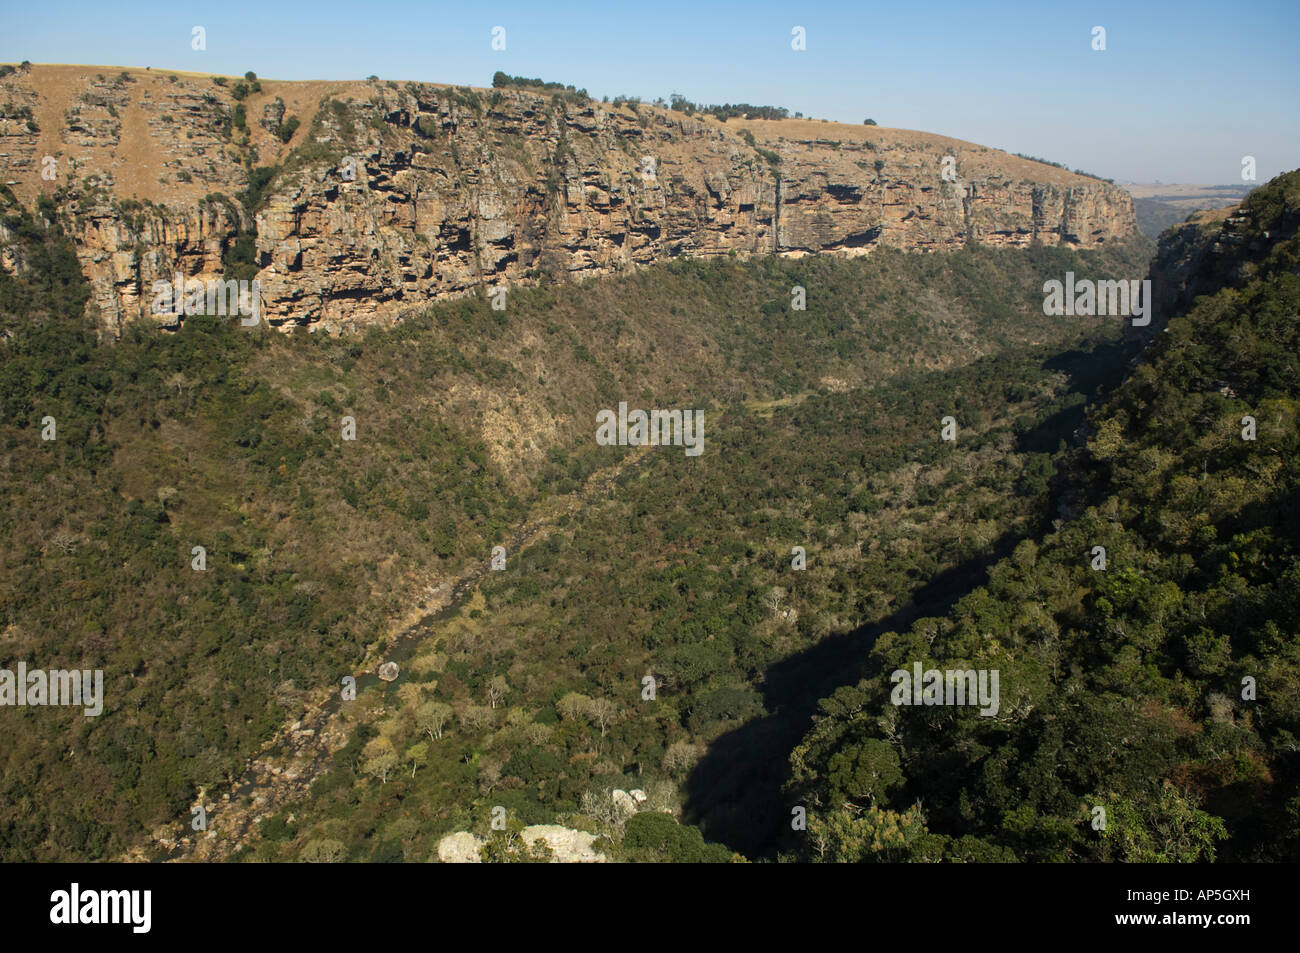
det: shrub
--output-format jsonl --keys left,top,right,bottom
{"left": 491, "top": 71, "right": 589, "bottom": 104}
{"left": 621, "top": 813, "right": 732, "bottom": 862}
{"left": 300, "top": 839, "right": 346, "bottom": 863}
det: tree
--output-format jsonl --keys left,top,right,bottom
{"left": 826, "top": 738, "right": 902, "bottom": 804}
{"left": 620, "top": 812, "right": 732, "bottom": 863}
{"left": 416, "top": 700, "right": 452, "bottom": 740}
{"left": 764, "top": 586, "right": 786, "bottom": 617}
{"left": 807, "top": 803, "right": 942, "bottom": 862}
{"left": 556, "top": 692, "right": 593, "bottom": 722}
{"left": 589, "top": 697, "right": 619, "bottom": 736}
{"left": 405, "top": 741, "right": 429, "bottom": 778}
{"left": 299, "top": 838, "right": 346, "bottom": 862}
{"left": 460, "top": 704, "right": 493, "bottom": 732}
{"left": 662, "top": 740, "right": 700, "bottom": 775}
{"left": 1097, "top": 784, "right": 1229, "bottom": 862}
{"left": 524, "top": 722, "right": 552, "bottom": 745}
{"left": 361, "top": 737, "right": 398, "bottom": 784}
{"left": 486, "top": 675, "right": 510, "bottom": 709}
{"left": 579, "top": 788, "right": 622, "bottom": 829}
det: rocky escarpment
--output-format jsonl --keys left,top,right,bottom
{"left": 1, "top": 65, "right": 1139, "bottom": 335}
{"left": 1149, "top": 197, "right": 1300, "bottom": 323}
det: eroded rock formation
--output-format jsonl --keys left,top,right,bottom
{"left": 1, "top": 65, "right": 1138, "bottom": 335}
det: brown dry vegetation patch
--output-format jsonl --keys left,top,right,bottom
{"left": 5, "top": 64, "right": 1110, "bottom": 215}
{"left": 5, "top": 66, "right": 376, "bottom": 207}
{"left": 733, "top": 116, "right": 1097, "bottom": 185}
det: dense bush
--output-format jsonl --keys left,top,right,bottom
{"left": 786, "top": 171, "right": 1300, "bottom": 863}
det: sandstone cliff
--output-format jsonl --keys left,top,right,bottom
{"left": 1, "top": 65, "right": 1139, "bottom": 335}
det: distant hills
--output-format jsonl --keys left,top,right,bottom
{"left": 1122, "top": 183, "right": 1255, "bottom": 238}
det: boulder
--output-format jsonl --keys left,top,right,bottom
{"left": 436, "top": 831, "right": 483, "bottom": 863}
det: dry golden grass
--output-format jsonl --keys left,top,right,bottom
{"left": 5, "top": 63, "right": 1114, "bottom": 213}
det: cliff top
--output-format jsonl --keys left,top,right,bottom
{"left": 3, "top": 63, "right": 1110, "bottom": 208}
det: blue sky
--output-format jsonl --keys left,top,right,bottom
{"left": 3, "top": 0, "right": 1297, "bottom": 183}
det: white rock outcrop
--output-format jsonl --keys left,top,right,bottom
{"left": 435, "top": 825, "right": 607, "bottom": 863}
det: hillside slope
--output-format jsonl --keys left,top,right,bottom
{"left": 0, "top": 170, "right": 1153, "bottom": 859}
{"left": 785, "top": 170, "right": 1300, "bottom": 862}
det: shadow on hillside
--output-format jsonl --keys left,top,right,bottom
{"left": 682, "top": 335, "right": 1143, "bottom": 858}
{"left": 682, "top": 527, "right": 1022, "bottom": 859}
{"left": 1015, "top": 339, "right": 1137, "bottom": 454}
{"left": 1040, "top": 337, "right": 1136, "bottom": 399}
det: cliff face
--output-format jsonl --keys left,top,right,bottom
{"left": 1148, "top": 197, "right": 1299, "bottom": 323}
{"left": 1, "top": 65, "right": 1139, "bottom": 335}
